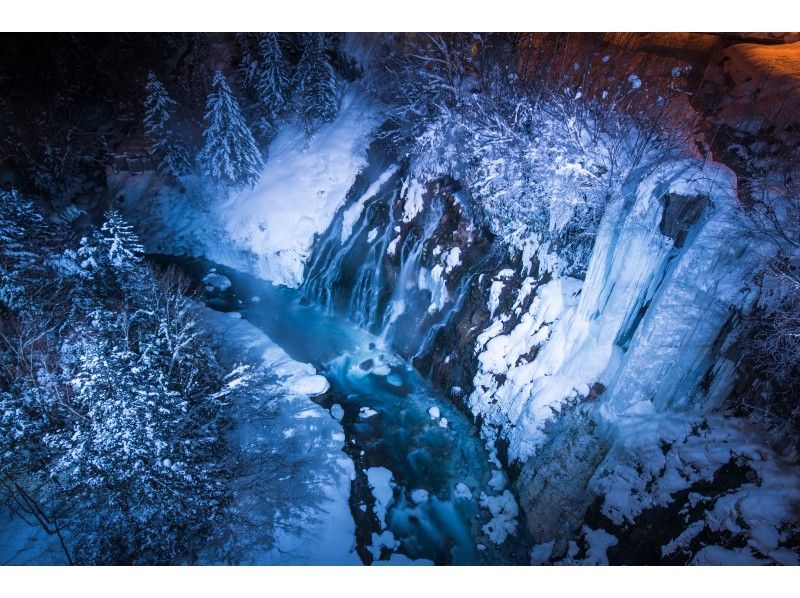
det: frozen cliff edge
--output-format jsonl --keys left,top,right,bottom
{"left": 467, "top": 157, "right": 799, "bottom": 563}
{"left": 469, "top": 159, "right": 763, "bottom": 458}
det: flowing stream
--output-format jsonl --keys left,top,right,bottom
{"left": 152, "top": 255, "right": 528, "bottom": 565}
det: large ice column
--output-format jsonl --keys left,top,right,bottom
{"left": 598, "top": 160, "right": 763, "bottom": 417}
{"left": 469, "top": 158, "right": 762, "bottom": 463}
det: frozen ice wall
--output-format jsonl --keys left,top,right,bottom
{"left": 469, "top": 158, "right": 765, "bottom": 461}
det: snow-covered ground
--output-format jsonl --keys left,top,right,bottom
{"left": 590, "top": 404, "right": 800, "bottom": 565}
{"left": 201, "top": 308, "right": 359, "bottom": 565}
{"left": 0, "top": 508, "right": 68, "bottom": 565}
{"left": 115, "top": 89, "right": 381, "bottom": 287}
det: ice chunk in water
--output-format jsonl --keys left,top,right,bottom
{"left": 387, "top": 373, "right": 403, "bottom": 386}
{"left": 410, "top": 489, "right": 430, "bottom": 504}
{"left": 359, "top": 406, "right": 378, "bottom": 419}
{"left": 454, "top": 483, "right": 472, "bottom": 499}
{"left": 202, "top": 272, "right": 231, "bottom": 290}
{"left": 330, "top": 403, "right": 344, "bottom": 421}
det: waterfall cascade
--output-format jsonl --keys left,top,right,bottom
{"left": 297, "top": 148, "right": 800, "bottom": 563}
{"left": 302, "top": 162, "right": 487, "bottom": 365}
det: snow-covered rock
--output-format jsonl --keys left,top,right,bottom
{"left": 359, "top": 406, "right": 378, "bottom": 419}
{"left": 202, "top": 272, "right": 231, "bottom": 290}
{"left": 330, "top": 403, "right": 344, "bottom": 421}
{"left": 366, "top": 467, "right": 394, "bottom": 529}
{"left": 480, "top": 490, "right": 519, "bottom": 545}
{"left": 410, "top": 489, "right": 429, "bottom": 504}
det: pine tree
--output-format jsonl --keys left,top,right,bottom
{"left": 66, "top": 211, "right": 149, "bottom": 316}
{"left": 143, "top": 72, "right": 191, "bottom": 179}
{"left": 294, "top": 33, "right": 339, "bottom": 134}
{"left": 198, "top": 71, "right": 264, "bottom": 190}
{"left": 253, "top": 33, "right": 290, "bottom": 139}
{"left": 100, "top": 210, "right": 145, "bottom": 270}
{"left": 236, "top": 33, "right": 261, "bottom": 93}
{"left": 0, "top": 190, "right": 50, "bottom": 312}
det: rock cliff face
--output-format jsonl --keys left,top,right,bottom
{"left": 298, "top": 146, "right": 799, "bottom": 562}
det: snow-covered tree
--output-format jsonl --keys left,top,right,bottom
{"left": 143, "top": 72, "right": 191, "bottom": 179}
{"left": 198, "top": 71, "right": 264, "bottom": 190}
{"left": 44, "top": 289, "right": 238, "bottom": 564}
{"left": 65, "top": 211, "right": 149, "bottom": 315}
{"left": 294, "top": 33, "right": 339, "bottom": 134}
{"left": 236, "top": 33, "right": 261, "bottom": 94}
{"left": 253, "top": 33, "right": 290, "bottom": 138}
{"left": 0, "top": 190, "right": 46, "bottom": 311}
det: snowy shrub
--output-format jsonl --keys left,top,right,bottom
{"left": 735, "top": 258, "right": 800, "bottom": 453}
{"left": 0, "top": 199, "right": 290, "bottom": 564}
{"left": 376, "top": 33, "right": 697, "bottom": 276}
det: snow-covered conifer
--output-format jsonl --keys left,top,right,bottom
{"left": 198, "top": 71, "right": 264, "bottom": 189}
{"left": 294, "top": 33, "right": 339, "bottom": 134}
{"left": 0, "top": 190, "right": 51, "bottom": 312}
{"left": 253, "top": 33, "right": 290, "bottom": 138}
{"left": 143, "top": 72, "right": 191, "bottom": 179}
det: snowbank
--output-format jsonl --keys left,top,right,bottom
{"left": 201, "top": 308, "right": 359, "bottom": 565}
{"left": 116, "top": 89, "right": 381, "bottom": 288}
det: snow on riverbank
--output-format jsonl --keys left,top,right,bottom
{"left": 201, "top": 308, "right": 359, "bottom": 565}
{"left": 115, "top": 89, "right": 381, "bottom": 288}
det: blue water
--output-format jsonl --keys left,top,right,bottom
{"left": 154, "top": 255, "right": 525, "bottom": 565}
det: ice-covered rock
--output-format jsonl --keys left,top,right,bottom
{"left": 330, "top": 403, "right": 344, "bottom": 421}
{"left": 202, "top": 272, "right": 232, "bottom": 290}
{"left": 359, "top": 406, "right": 378, "bottom": 419}
{"left": 410, "top": 489, "right": 429, "bottom": 504}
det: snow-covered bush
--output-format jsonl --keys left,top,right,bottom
{"left": 0, "top": 197, "right": 292, "bottom": 564}
{"left": 735, "top": 258, "right": 800, "bottom": 453}
{"left": 377, "top": 33, "right": 697, "bottom": 276}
